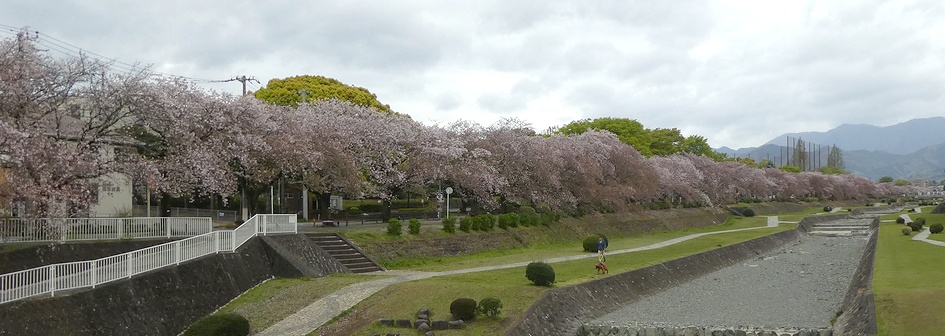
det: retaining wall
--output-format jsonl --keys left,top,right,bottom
{"left": 0, "top": 236, "right": 339, "bottom": 336}
{"left": 797, "top": 214, "right": 852, "bottom": 233}
{"left": 504, "top": 228, "right": 806, "bottom": 336}
{"left": 831, "top": 218, "right": 879, "bottom": 336}
{"left": 260, "top": 235, "right": 348, "bottom": 277}
{"left": 0, "top": 239, "right": 174, "bottom": 274}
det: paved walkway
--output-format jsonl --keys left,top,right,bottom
{"left": 258, "top": 217, "right": 782, "bottom": 336}
{"left": 899, "top": 213, "right": 945, "bottom": 247}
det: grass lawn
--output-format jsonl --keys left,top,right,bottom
{"left": 775, "top": 206, "right": 850, "bottom": 222}
{"left": 314, "top": 225, "right": 791, "bottom": 336}
{"left": 374, "top": 215, "right": 773, "bottom": 271}
{"left": 210, "top": 274, "right": 389, "bottom": 334}
{"left": 873, "top": 213, "right": 945, "bottom": 336}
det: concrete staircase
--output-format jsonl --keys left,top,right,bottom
{"left": 808, "top": 218, "right": 872, "bottom": 237}
{"left": 304, "top": 233, "right": 384, "bottom": 273}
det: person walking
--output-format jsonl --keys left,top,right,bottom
{"left": 597, "top": 235, "right": 608, "bottom": 263}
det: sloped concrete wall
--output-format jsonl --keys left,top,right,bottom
{"left": 504, "top": 228, "right": 805, "bottom": 336}
{"left": 260, "top": 234, "right": 348, "bottom": 277}
{"left": 832, "top": 217, "right": 879, "bottom": 336}
{"left": 0, "top": 239, "right": 173, "bottom": 274}
{"left": 0, "top": 236, "right": 327, "bottom": 336}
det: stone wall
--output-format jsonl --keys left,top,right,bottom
{"left": 0, "top": 239, "right": 173, "bottom": 274}
{"left": 260, "top": 235, "right": 348, "bottom": 277}
{"left": 577, "top": 325, "right": 832, "bottom": 336}
{"left": 797, "top": 213, "right": 852, "bottom": 232}
{"left": 0, "top": 236, "right": 329, "bottom": 336}
{"left": 503, "top": 228, "right": 805, "bottom": 336}
{"left": 831, "top": 217, "right": 880, "bottom": 336}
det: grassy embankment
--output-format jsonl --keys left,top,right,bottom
{"left": 873, "top": 208, "right": 945, "bottom": 336}
{"left": 314, "top": 217, "right": 791, "bottom": 335}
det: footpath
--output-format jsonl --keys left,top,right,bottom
{"left": 901, "top": 209, "right": 945, "bottom": 247}
{"left": 257, "top": 216, "right": 782, "bottom": 336}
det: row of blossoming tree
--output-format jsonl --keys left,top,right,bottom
{"left": 0, "top": 32, "right": 919, "bottom": 218}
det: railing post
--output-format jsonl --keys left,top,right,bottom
{"left": 127, "top": 254, "right": 133, "bottom": 278}
{"left": 117, "top": 218, "right": 124, "bottom": 239}
{"left": 91, "top": 262, "right": 97, "bottom": 288}
{"left": 49, "top": 266, "right": 56, "bottom": 297}
{"left": 175, "top": 240, "right": 182, "bottom": 265}
{"left": 262, "top": 215, "right": 267, "bottom": 236}
{"left": 166, "top": 219, "right": 172, "bottom": 238}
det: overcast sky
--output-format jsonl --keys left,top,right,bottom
{"left": 3, "top": 0, "right": 944, "bottom": 149}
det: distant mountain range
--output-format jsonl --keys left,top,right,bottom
{"left": 715, "top": 117, "right": 945, "bottom": 181}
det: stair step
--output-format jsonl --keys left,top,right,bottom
{"left": 306, "top": 233, "right": 385, "bottom": 273}
{"left": 812, "top": 226, "right": 871, "bottom": 231}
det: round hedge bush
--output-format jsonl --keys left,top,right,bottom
{"left": 386, "top": 218, "right": 402, "bottom": 236}
{"left": 823, "top": 206, "right": 833, "bottom": 212}
{"left": 930, "top": 223, "right": 944, "bottom": 234}
{"left": 526, "top": 261, "right": 556, "bottom": 286}
{"left": 183, "top": 313, "right": 250, "bottom": 336}
{"left": 914, "top": 217, "right": 927, "bottom": 226}
{"left": 442, "top": 216, "right": 456, "bottom": 233}
{"left": 896, "top": 217, "right": 905, "bottom": 224}
{"left": 582, "top": 234, "right": 608, "bottom": 253}
{"left": 478, "top": 297, "right": 503, "bottom": 318}
{"left": 450, "top": 298, "right": 478, "bottom": 320}
{"left": 902, "top": 226, "right": 912, "bottom": 235}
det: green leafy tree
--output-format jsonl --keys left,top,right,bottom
{"left": 254, "top": 75, "right": 397, "bottom": 114}
{"left": 556, "top": 118, "right": 723, "bottom": 159}
{"left": 893, "top": 179, "right": 911, "bottom": 186}
{"left": 558, "top": 118, "right": 653, "bottom": 156}
{"left": 879, "top": 176, "right": 894, "bottom": 183}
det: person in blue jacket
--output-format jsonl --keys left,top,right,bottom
{"left": 597, "top": 235, "right": 608, "bottom": 263}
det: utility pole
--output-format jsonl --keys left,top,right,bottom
{"left": 218, "top": 75, "right": 259, "bottom": 220}
{"left": 298, "top": 89, "right": 311, "bottom": 104}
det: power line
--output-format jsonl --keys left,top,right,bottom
{"left": 0, "top": 23, "right": 233, "bottom": 85}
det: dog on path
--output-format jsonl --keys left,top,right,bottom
{"left": 596, "top": 261, "right": 609, "bottom": 274}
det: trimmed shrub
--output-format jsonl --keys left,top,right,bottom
{"left": 450, "top": 298, "right": 478, "bottom": 321}
{"left": 459, "top": 217, "right": 472, "bottom": 233}
{"left": 498, "top": 213, "right": 519, "bottom": 229}
{"left": 442, "top": 216, "right": 456, "bottom": 233}
{"left": 583, "top": 236, "right": 598, "bottom": 253}
{"left": 930, "top": 223, "right": 944, "bottom": 234}
{"left": 386, "top": 219, "right": 402, "bottom": 236}
{"left": 823, "top": 206, "right": 833, "bottom": 212}
{"left": 902, "top": 226, "right": 912, "bottom": 235}
{"left": 525, "top": 261, "right": 556, "bottom": 286}
{"left": 475, "top": 214, "right": 496, "bottom": 231}
{"left": 896, "top": 217, "right": 906, "bottom": 224}
{"left": 582, "top": 234, "right": 608, "bottom": 253}
{"left": 183, "top": 313, "right": 250, "bottom": 336}
{"left": 908, "top": 221, "right": 923, "bottom": 233}
{"left": 742, "top": 208, "right": 756, "bottom": 217}
{"left": 519, "top": 206, "right": 538, "bottom": 226}
{"left": 914, "top": 217, "right": 927, "bottom": 226}
{"left": 478, "top": 297, "right": 503, "bottom": 318}
{"left": 408, "top": 218, "right": 421, "bottom": 235}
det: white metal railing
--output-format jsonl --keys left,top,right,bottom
{"left": 0, "top": 214, "right": 297, "bottom": 305}
{"left": 0, "top": 217, "right": 213, "bottom": 244}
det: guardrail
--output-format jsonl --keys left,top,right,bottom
{"left": 0, "top": 214, "right": 296, "bottom": 305}
{"left": 0, "top": 217, "right": 212, "bottom": 244}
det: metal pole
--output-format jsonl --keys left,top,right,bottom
{"left": 270, "top": 185, "right": 275, "bottom": 214}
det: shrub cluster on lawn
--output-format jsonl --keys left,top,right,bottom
{"left": 477, "top": 297, "right": 503, "bottom": 318}
{"left": 896, "top": 217, "right": 906, "bottom": 224}
{"left": 441, "top": 216, "right": 456, "bottom": 233}
{"left": 408, "top": 218, "right": 421, "bottom": 235}
{"left": 930, "top": 223, "right": 944, "bottom": 234}
{"left": 182, "top": 313, "right": 249, "bottom": 336}
{"left": 902, "top": 226, "right": 912, "bottom": 235}
{"left": 387, "top": 218, "right": 402, "bottom": 236}
{"left": 450, "top": 298, "right": 477, "bottom": 320}
{"left": 446, "top": 206, "right": 552, "bottom": 234}
{"left": 582, "top": 234, "right": 608, "bottom": 253}
{"left": 823, "top": 206, "right": 833, "bottom": 212}
{"left": 525, "top": 261, "right": 556, "bottom": 286}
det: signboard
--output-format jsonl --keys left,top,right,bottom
{"left": 329, "top": 195, "right": 343, "bottom": 210}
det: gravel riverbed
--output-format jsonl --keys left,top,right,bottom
{"left": 589, "top": 230, "right": 869, "bottom": 330}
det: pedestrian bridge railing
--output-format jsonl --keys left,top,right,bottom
{"left": 0, "top": 217, "right": 213, "bottom": 244}
{"left": 0, "top": 214, "right": 297, "bottom": 305}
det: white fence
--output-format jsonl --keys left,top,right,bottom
{"left": 0, "top": 214, "right": 296, "bottom": 305}
{"left": 0, "top": 217, "right": 212, "bottom": 244}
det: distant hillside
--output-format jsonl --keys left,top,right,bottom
{"left": 715, "top": 117, "right": 945, "bottom": 181}
{"left": 761, "top": 117, "right": 945, "bottom": 155}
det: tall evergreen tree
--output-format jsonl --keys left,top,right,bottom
{"left": 826, "top": 145, "right": 845, "bottom": 170}
{"left": 789, "top": 138, "right": 808, "bottom": 170}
